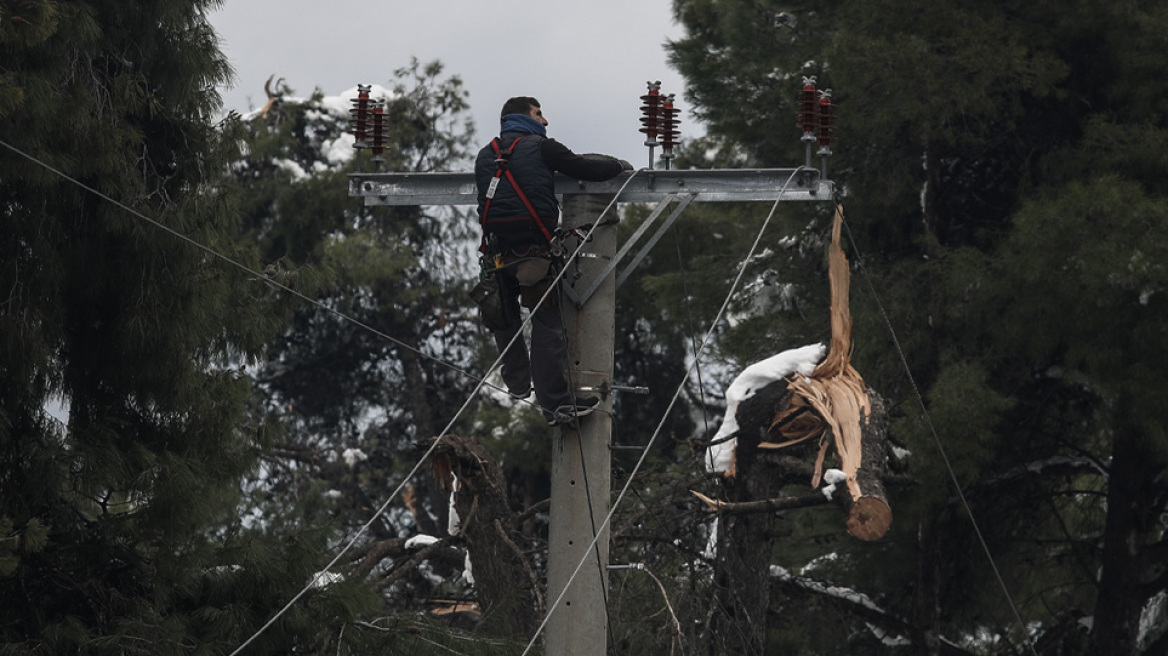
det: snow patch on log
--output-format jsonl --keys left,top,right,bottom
{"left": 771, "top": 565, "right": 910, "bottom": 646}
{"left": 821, "top": 468, "right": 847, "bottom": 499}
{"left": 704, "top": 343, "right": 826, "bottom": 476}
{"left": 405, "top": 534, "right": 440, "bottom": 550}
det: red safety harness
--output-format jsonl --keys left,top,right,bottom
{"left": 480, "top": 136, "right": 554, "bottom": 251}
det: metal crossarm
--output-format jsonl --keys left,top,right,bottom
{"left": 348, "top": 168, "right": 829, "bottom": 206}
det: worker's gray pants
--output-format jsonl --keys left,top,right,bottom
{"left": 491, "top": 258, "right": 573, "bottom": 412}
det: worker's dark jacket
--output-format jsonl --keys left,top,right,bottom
{"left": 475, "top": 131, "right": 624, "bottom": 252}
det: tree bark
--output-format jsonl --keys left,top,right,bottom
{"left": 707, "top": 381, "right": 794, "bottom": 656}
{"left": 429, "top": 434, "right": 540, "bottom": 639}
{"left": 913, "top": 515, "right": 944, "bottom": 656}
{"left": 1090, "top": 420, "right": 1167, "bottom": 654}
{"left": 401, "top": 350, "right": 450, "bottom": 539}
{"left": 844, "top": 392, "right": 892, "bottom": 540}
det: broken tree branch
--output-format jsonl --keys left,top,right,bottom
{"left": 782, "top": 205, "right": 892, "bottom": 540}
{"left": 690, "top": 488, "right": 831, "bottom": 515}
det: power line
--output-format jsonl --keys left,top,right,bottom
{"left": 227, "top": 170, "right": 646, "bottom": 655}
{"left": 0, "top": 137, "right": 531, "bottom": 408}
{"left": 837, "top": 209, "right": 1038, "bottom": 656}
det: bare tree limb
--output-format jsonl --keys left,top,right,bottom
{"left": 690, "top": 489, "right": 830, "bottom": 515}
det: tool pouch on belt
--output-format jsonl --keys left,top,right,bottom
{"left": 517, "top": 258, "right": 556, "bottom": 310}
{"left": 469, "top": 274, "right": 509, "bottom": 330}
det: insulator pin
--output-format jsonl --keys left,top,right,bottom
{"left": 799, "top": 75, "right": 818, "bottom": 136}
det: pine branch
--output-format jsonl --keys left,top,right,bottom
{"left": 772, "top": 570, "right": 976, "bottom": 656}
{"left": 374, "top": 540, "right": 452, "bottom": 591}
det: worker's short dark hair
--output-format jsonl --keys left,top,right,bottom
{"left": 501, "top": 96, "right": 540, "bottom": 119}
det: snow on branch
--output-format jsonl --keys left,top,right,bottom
{"left": 704, "top": 343, "right": 825, "bottom": 476}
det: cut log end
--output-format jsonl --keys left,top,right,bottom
{"left": 845, "top": 496, "right": 892, "bottom": 541}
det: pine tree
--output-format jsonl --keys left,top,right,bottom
{"left": 223, "top": 60, "right": 545, "bottom": 638}
{"left": 666, "top": 0, "right": 1168, "bottom": 652}
{"left": 0, "top": 2, "right": 369, "bottom": 653}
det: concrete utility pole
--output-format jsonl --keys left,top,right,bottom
{"left": 348, "top": 166, "right": 832, "bottom": 655}
{"left": 546, "top": 193, "right": 616, "bottom": 655}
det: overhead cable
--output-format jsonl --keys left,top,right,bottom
{"left": 228, "top": 169, "right": 645, "bottom": 656}
{"left": 838, "top": 209, "right": 1038, "bottom": 656}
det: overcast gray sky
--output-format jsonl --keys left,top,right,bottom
{"left": 208, "top": 0, "right": 700, "bottom": 167}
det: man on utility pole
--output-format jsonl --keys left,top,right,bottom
{"left": 472, "top": 96, "right": 632, "bottom": 426}
{"left": 349, "top": 82, "right": 833, "bottom": 655}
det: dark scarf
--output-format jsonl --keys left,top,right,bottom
{"left": 499, "top": 113, "right": 547, "bottom": 137}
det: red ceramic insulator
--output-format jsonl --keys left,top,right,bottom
{"left": 817, "top": 90, "right": 835, "bottom": 148}
{"left": 640, "top": 81, "right": 662, "bottom": 144}
{"left": 349, "top": 85, "right": 372, "bottom": 146}
{"left": 659, "top": 94, "right": 681, "bottom": 149}
{"left": 369, "top": 103, "right": 388, "bottom": 156}
{"left": 799, "top": 76, "right": 818, "bottom": 134}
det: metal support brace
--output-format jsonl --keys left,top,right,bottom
{"left": 615, "top": 193, "right": 695, "bottom": 290}
{"left": 563, "top": 192, "right": 694, "bottom": 307}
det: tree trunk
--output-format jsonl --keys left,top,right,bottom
{"left": 708, "top": 381, "right": 794, "bottom": 656}
{"left": 913, "top": 515, "right": 944, "bottom": 656}
{"left": 400, "top": 350, "right": 450, "bottom": 538}
{"left": 430, "top": 434, "right": 540, "bottom": 639}
{"left": 705, "top": 205, "right": 894, "bottom": 652}
{"left": 1090, "top": 419, "right": 1167, "bottom": 654}
{"left": 843, "top": 391, "right": 892, "bottom": 541}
